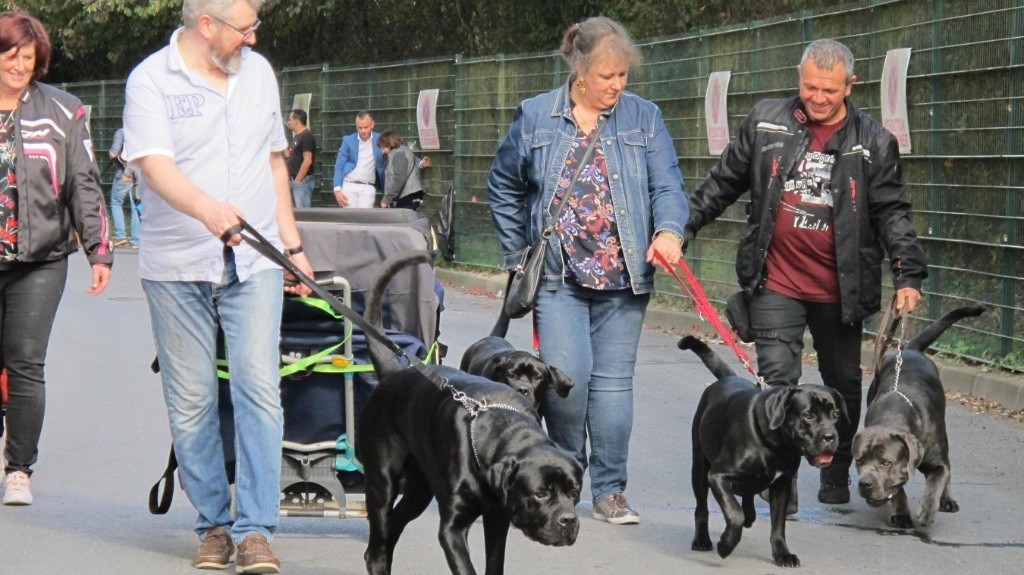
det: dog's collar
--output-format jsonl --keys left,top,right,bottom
{"left": 441, "top": 378, "right": 526, "bottom": 469}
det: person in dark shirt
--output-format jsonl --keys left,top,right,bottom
{"left": 285, "top": 108, "right": 316, "bottom": 207}
{"left": 685, "top": 39, "right": 927, "bottom": 507}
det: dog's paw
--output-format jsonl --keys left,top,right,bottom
{"left": 940, "top": 497, "right": 959, "bottom": 513}
{"left": 691, "top": 535, "right": 713, "bottom": 552}
{"left": 773, "top": 552, "right": 801, "bottom": 568}
{"left": 716, "top": 534, "right": 739, "bottom": 559}
{"left": 915, "top": 506, "right": 937, "bottom": 527}
{"left": 889, "top": 513, "right": 914, "bottom": 529}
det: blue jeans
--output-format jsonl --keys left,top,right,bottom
{"left": 290, "top": 177, "right": 314, "bottom": 208}
{"left": 748, "top": 288, "right": 863, "bottom": 466}
{"left": 535, "top": 280, "right": 649, "bottom": 504}
{"left": 110, "top": 176, "right": 140, "bottom": 245}
{"left": 142, "top": 253, "right": 284, "bottom": 543}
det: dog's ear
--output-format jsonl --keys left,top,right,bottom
{"left": 486, "top": 458, "right": 520, "bottom": 505}
{"left": 765, "top": 387, "right": 795, "bottom": 430}
{"left": 893, "top": 431, "right": 922, "bottom": 479}
{"left": 548, "top": 366, "right": 574, "bottom": 398}
{"left": 830, "top": 388, "right": 850, "bottom": 424}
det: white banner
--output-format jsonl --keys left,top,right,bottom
{"left": 880, "top": 48, "right": 912, "bottom": 154}
{"left": 705, "top": 71, "right": 732, "bottom": 155}
{"left": 291, "top": 93, "right": 312, "bottom": 123}
{"left": 416, "top": 89, "right": 441, "bottom": 150}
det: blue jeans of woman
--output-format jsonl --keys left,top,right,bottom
{"left": 535, "top": 280, "right": 649, "bottom": 504}
{"left": 110, "top": 176, "right": 140, "bottom": 245}
{"left": 142, "top": 252, "right": 284, "bottom": 543}
{"left": 748, "top": 288, "right": 863, "bottom": 466}
{"left": 1, "top": 259, "right": 68, "bottom": 474}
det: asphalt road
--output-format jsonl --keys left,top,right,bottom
{"left": 1, "top": 251, "right": 1021, "bottom": 574}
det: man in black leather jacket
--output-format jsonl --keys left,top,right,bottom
{"left": 685, "top": 39, "right": 927, "bottom": 506}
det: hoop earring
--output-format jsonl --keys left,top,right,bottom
{"left": 576, "top": 76, "right": 587, "bottom": 95}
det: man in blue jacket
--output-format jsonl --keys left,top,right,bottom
{"left": 331, "top": 111, "right": 382, "bottom": 208}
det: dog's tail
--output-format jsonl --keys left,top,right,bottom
{"left": 490, "top": 310, "right": 511, "bottom": 337}
{"left": 678, "top": 335, "right": 737, "bottom": 379}
{"left": 905, "top": 305, "right": 985, "bottom": 352}
{"left": 365, "top": 251, "right": 434, "bottom": 379}
{"left": 490, "top": 271, "right": 515, "bottom": 337}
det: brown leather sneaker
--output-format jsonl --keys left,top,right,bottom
{"left": 236, "top": 532, "right": 281, "bottom": 574}
{"left": 193, "top": 526, "right": 233, "bottom": 570}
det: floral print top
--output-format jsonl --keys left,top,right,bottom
{"left": 0, "top": 117, "right": 17, "bottom": 262}
{"left": 553, "top": 127, "right": 629, "bottom": 290}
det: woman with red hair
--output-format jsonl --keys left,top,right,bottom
{"left": 0, "top": 11, "right": 112, "bottom": 506}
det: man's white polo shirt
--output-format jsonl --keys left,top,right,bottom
{"left": 123, "top": 28, "right": 287, "bottom": 283}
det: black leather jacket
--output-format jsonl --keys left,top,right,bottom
{"left": 12, "top": 82, "right": 112, "bottom": 268}
{"left": 686, "top": 96, "right": 926, "bottom": 323}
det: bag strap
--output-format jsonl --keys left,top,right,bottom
{"left": 539, "top": 116, "right": 607, "bottom": 241}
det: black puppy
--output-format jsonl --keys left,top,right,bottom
{"left": 358, "top": 252, "right": 583, "bottom": 575}
{"left": 460, "top": 314, "right": 574, "bottom": 412}
{"left": 679, "top": 336, "right": 847, "bottom": 568}
{"left": 853, "top": 305, "right": 984, "bottom": 528}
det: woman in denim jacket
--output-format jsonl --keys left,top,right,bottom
{"left": 487, "top": 17, "right": 689, "bottom": 525}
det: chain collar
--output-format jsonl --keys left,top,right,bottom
{"left": 888, "top": 312, "right": 914, "bottom": 408}
{"left": 441, "top": 378, "right": 525, "bottom": 469}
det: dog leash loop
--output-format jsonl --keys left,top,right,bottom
{"left": 654, "top": 252, "right": 766, "bottom": 388}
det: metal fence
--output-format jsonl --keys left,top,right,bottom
{"left": 69, "top": 0, "right": 1022, "bottom": 369}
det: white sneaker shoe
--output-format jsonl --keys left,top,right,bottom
{"left": 3, "top": 470, "right": 33, "bottom": 505}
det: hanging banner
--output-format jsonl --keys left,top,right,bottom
{"left": 705, "top": 71, "right": 732, "bottom": 155}
{"left": 416, "top": 89, "right": 441, "bottom": 150}
{"left": 291, "top": 93, "right": 312, "bottom": 123}
{"left": 881, "top": 48, "right": 912, "bottom": 154}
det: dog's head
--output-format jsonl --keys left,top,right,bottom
{"left": 764, "top": 384, "right": 847, "bottom": 467}
{"left": 852, "top": 426, "right": 922, "bottom": 506}
{"left": 491, "top": 446, "right": 583, "bottom": 547}
{"left": 492, "top": 352, "right": 574, "bottom": 410}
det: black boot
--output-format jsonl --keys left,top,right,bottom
{"left": 818, "top": 464, "right": 851, "bottom": 504}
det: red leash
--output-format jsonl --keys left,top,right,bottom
{"left": 655, "top": 252, "right": 764, "bottom": 385}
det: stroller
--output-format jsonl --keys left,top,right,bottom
{"left": 149, "top": 208, "right": 442, "bottom": 519}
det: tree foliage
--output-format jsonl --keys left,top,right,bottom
{"left": 3, "top": 0, "right": 830, "bottom": 83}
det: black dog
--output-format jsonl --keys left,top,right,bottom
{"left": 460, "top": 315, "right": 574, "bottom": 412}
{"left": 358, "top": 251, "right": 583, "bottom": 575}
{"left": 853, "top": 305, "right": 984, "bottom": 528}
{"left": 679, "top": 336, "right": 847, "bottom": 568}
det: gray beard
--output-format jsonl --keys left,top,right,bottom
{"left": 211, "top": 48, "right": 241, "bottom": 74}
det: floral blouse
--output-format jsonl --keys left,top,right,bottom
{"left": 553, "top": 127, "right": 629, "bottom": 290}
{"left": 0, "top": 118, "right": 17, "bottom": 262}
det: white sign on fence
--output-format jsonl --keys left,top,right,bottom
{"left": 417, "top": 89, "right": 440, "bottom": 150}
{"left": 291, "top": 93, "right": 312, "bottom": 123}
{"left": 880, "top": 48, "right": 913, "bottom": 154}
{"left": 705, "top": 71, "right": 732, "bottom": 155}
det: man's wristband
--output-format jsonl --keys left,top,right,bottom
{"left": 656, "top": 230, "right": 685, "bottom": 247}
{"left": 284, "top": 245, "right": 304, "bottom": 256}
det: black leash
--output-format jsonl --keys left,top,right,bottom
{"left": 221, "top": 219, "right": 445, "bottom": 387}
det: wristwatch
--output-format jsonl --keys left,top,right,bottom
{"left": 284, "top": 245, "right": 304, "bottom": 256}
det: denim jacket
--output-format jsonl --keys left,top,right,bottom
{"left": 487, "top": 81, "right": 689, "bottom": 294}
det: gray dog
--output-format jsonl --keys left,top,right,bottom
{"left": 679, "top": 336, "right": 847, "bottom": 568}
{"left": 853, "top": 305, "right": 984, "bottom": 528}
{"left": 460, "top": 313, "right": 574, "bottom": 413}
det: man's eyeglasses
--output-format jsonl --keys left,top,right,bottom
{"left": 210, "top": 15, "right": 261, "bottom": 41}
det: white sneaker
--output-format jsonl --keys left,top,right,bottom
{"left": 3, "top": 471, "right": 33, "bottom": 505}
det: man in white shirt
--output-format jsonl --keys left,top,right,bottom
{"left": 123, "top": 1, "right": 312, "bottom": 572}
{"left": 331, "top": 111, "right": 381, "bottom": 208}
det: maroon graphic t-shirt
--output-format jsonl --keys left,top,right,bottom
{"left": 764, "top": 118, "right": 846, "bottom": 302}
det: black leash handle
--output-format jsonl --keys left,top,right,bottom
{"left": 221, "top": 220, "right": 418, "bottom": 370}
